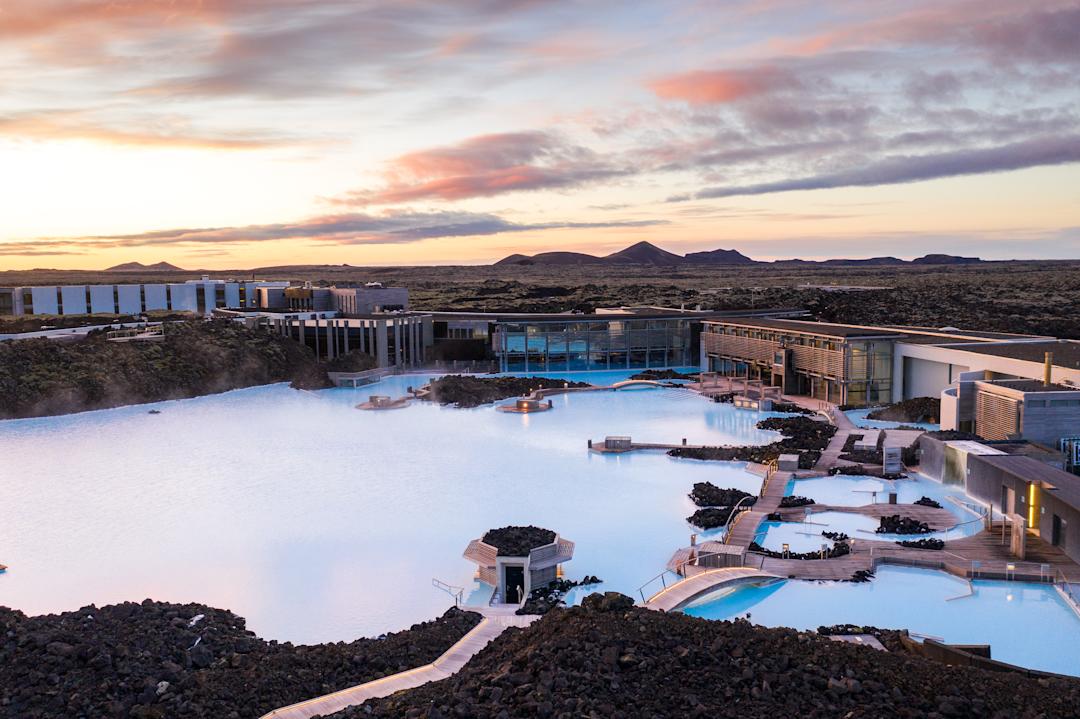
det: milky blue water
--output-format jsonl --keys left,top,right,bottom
{"left": 683, "top": 565, "right": 1080, "bottom": 676}
{"left": 0, "top": 369, "right": 787, "bottom": 644}
{"left": 844, "top": 408, "right": 939, "bottom": 431}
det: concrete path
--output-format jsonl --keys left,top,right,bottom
{"left": 259, "top": 609, "right": 536, "bottom": 719}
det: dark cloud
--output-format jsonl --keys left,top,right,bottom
{"left": 8, "top": 211, "right": 666, "bottom": 254}
{"left": 679, "top": 134, "right": 1080, "bottom": 200}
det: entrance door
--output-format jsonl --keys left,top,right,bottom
{"left": 1053, "top": 515, "right": 1066, "bottom": 549}
{"left": 504, "top": 565, "right": 525, "bottom": 603}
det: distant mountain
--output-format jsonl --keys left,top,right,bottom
{"left": 494, "top": 251, "right": 605, "bottom": 266}
{"left": 603, "top": 241, "right": 684, "bottom": 265}
{"left": 105, "top": 261, "right": 184, "bottom": 272}
{"left": 682, "top": 248, "right": 756, "bottom": 265}
{"left": 911, "top": 254, "right": 983, "bottom": 265}
{"left": 493, "top": 243, "right": 984, "bottom": 267}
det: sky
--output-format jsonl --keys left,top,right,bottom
{"left": 1, "top": 0, "right": 1079, "bottom": 269}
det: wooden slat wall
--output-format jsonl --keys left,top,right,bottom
{"left": 702, "top": 332, "right": 846, "bottom": 379}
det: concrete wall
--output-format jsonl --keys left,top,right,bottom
{"left": 1022, "top": 400, "right": 1080, "bottom": 447}
{"left": 117, "top": 285, "right": 142, "bottom": 314}
{"left": 168, "top": 284, "right": 197, "bottom": 312}
{"left": 918, "top": 435, "right": 948, "bottom": 481}
{"left": 88, "top": 285, "right": 114, "bottom": 314}
{"left": 60, "top": 286, "right": 87, "bottom": 314}
{"left": 902, "top": 356, "right": 966, "bottom": 399}
{"left": 30, "top": 287, "right": 58, "bottom": 314}
{"left": 144, "top": 284, "right": 168, "bottom": 311}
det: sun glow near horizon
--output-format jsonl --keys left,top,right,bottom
{"left": 1, "top": 1, "right": 1079, "bottom": 269}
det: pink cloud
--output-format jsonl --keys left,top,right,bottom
{"left": 649, "top": 66, "right": 798, "bottom": 105}
{"left": 345, "top": 131, "right": 626, "bottom": 204}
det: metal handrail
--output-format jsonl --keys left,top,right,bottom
{"left": 722, "top": 495, "right": 757, "bottom": 544}
{"left": 432, "top": 578, "right": 465, "bottom": 606}
{"left": 636, "top": 549, "right": 742, "bottom": 603}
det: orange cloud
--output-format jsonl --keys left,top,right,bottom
{"left": 344, "top": 131, "right": 627, "bottom": 204}
{"left": 649, "top": 66, "right": 797, "bottom": 105}
{"left": 0, "top": 111, "right": 297, "bottom": 150}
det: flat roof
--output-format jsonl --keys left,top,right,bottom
{"left": 426, "top": 308, "right": 805, "bottom": 323}
{"left": 972, "top": 454, "right": 1080, "bottom": 509}
{"left": 703, "top": 317, "right": 908, "bottom": 339}
{"left": 937, "top": 340, "right": 1080, "bottom": 369}
{"left": 979, "top": 379, "right": 1079, "bottom": 394}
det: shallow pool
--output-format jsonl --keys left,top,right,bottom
{"left": 0, "top": 368, "right": 784, "bottom": 643}
{"left": 683, "top": 565, "right": 1080, "bottom": 676}
{"left": 789, "top": 473, "right": 972, "bottom": 511}
{"left": 844, "top": 408, "right": 939, "bottom": 431}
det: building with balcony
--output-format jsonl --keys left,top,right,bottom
{"left": 701, "top": 318, "right": 905, "bottom": 405}
{"left": 701, "top": 318, "right": 1080, "bottom": 410}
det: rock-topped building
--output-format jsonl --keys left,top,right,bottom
{"left": 464, "top": 526, "right": 574, "bottom": 604}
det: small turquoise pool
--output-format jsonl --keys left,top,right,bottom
{"left": 788, "top": 473, "right": 971, "bottom": 510}
{"left": 844, "top": 408, "right": 939, "bottom": 431}
{"left": 683, "top": 565, "right": 1080, "bottom": 676}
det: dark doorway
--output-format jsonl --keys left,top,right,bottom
{"left": 1053, "top": 514, "right": 1066, "bottom": 549}
{"left": 504, "top": 565, "right": 525, "bottom": 603}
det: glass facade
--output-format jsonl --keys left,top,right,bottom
{"left": 846, "top": 341, "right": 893, "bottom": 405}
{"left": 496, "top": 319, "right": 693, "bottom": 372}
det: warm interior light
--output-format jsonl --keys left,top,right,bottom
{"left": 1028, "top": 483, "right": 1037, "bottom": 528}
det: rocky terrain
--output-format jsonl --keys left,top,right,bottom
{"left": 867, "top": 397, "right": 941, "bottom": 424}
{"left": 670, "top": 416, "right": 836, "bottom": 469}
{"left": 335, "top": 592, "right": 1080, "bottom": 718}
{"left": 0, "top": 319, "right": 331, "bottom": 419}
{"left": 482, "top": 526, "right": 557, "bottom": 556}
{"left": 688, "top": 483, "right": 755, "bottom": 508}
{"left": 0, "top": 600, "right": 480, "bottom": 719}
{"left": 425, "top": 375, "right": 591, "bottom": 408}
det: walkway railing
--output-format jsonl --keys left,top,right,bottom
{"left": 635, "top": 549, "right": 742, "bottom": 603}
{"left": 722, "top": 495, "right": 757, "bottom": 544}
{"left": 431, "top": 578, "right": 464, "bottom": 606}
{"left": 759, "top": 459, "right": 780, "bottom": 497}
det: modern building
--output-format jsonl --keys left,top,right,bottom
{"left": 430, "top": 307, "right": 805, "bottom": 372}
{"left": 220, "top": 309, "right": 430, "bottom": 370}
{"left": 700, "top": 318, "right": 1080, "bottom": 410}
{"left": 260, "top": 282, "right": 409, "bottom": 314}
{"left": 943, "top": 376, "right": 1080, "bottom": 445}
{"left": 922, "top": 434, "right": 1080, "bottom": 562}
{"left": 463, "top": 529, "right": 575, "bottom": 604}
{"left": 0, "top": 278, "right": 289, "bottom": 317}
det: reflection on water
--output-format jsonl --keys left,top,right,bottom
{"left": 0, "top": 369, "right": 788, "bottom": 643}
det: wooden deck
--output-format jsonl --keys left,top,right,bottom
{"left": 259, "top": 608, "right": 537, "bottom": 719}
{"left": 724, "top": 466, "right": 793, "bottom": 550}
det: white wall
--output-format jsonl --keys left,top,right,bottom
{"left": 168, "top": 284, "right": 197, "bottom": 312}
{"left": 902, "top": 356, "right": 969, "bottom": 399}
{"left": 89, "top": 285, "right": 114, "bottom": 314}
{"left": 60, "top": 286, "right": 87, "bottom": 314}
{"left": 31, "top": 286, "right": 59, "bottom": 314}
{"left": 225, "top": 283, "right": 241, "bottom": 308}
{"left": 117, "top": 285, "right": 142, "bottom": 314}
{"left": 144, "top": 284, "right": 168, "bottom": 311}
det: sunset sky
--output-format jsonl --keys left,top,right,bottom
{"left": 1, "top": 0, "right": 1079, "bottom": 269}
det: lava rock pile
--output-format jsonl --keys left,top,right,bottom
{"left": 877, "top": 515, "right": 932, "bottom": 535}
{"left": 0, "top": 600, "right": 480, "bottom": 719}
{"left": 342, "top": 595, "right": 1080, "bottom": 718}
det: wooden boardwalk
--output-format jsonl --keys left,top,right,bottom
{"left": 724, "top": 466, "right": 793, "bottom": 550}
{"left": 259, "top": 609, "right": 537, "bottom": 719}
